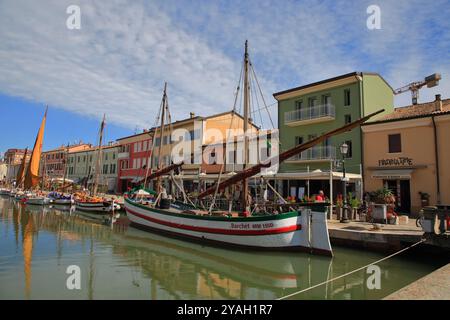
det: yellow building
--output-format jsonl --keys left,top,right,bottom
{"left": 362, "top": 95, "right": 450, "bottom": 216}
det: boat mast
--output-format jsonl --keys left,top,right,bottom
{"left": 93, "top": 114, "right": 106, "bottom": 196}
{"left": 156, "top": 82, "right": 167, "bottom": 194}
{"left": 241, "top": 40, "right": 250, "bottom": 212}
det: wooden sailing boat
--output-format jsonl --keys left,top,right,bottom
{"left": 75, "top": 115, "right": 120, "bottom": 213}
{"left": 23, "top": 107, "right": 53, "bottom": 205}
{"left": 124, "top": 41, "right": 384, "bottom": 256}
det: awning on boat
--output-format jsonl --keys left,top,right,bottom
{"left": 371, "top": 169, "right": 413, "bottom": 179}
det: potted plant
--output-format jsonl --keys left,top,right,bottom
{"left": 349, "top": 194, "right": 361, "bottom": 220}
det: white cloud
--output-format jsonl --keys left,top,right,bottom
{"left": 0, "top": 0, "right": 448, "bottom": 132}
{"left": 0, "top": 0, "right": 242, "bottom": 129}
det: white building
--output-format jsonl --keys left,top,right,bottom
{"left": 66, "top": 144, "right": 119, "bottom": 193}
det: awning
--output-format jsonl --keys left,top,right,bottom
{"left": 259, "top": 170, "right": 362, "bottom": 181}
{"left": 371, "top": 169, "right": 413, "bottom": 179}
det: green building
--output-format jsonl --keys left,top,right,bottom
{"left": 273, "top": 72, "right": 393, "bottom": 201}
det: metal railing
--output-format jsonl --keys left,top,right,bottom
{"left": 285, "top": 104, "right": 335, "bottom": 124}
{"left": 288, "top": 145, "right": 336, "bottom": 161}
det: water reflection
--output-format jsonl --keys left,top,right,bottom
{"left": 0, "top": 197, "right": 443, "bottom": 300}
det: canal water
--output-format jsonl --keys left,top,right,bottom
{"left": 0, "top": 197, "right": 446, "bottom": 300}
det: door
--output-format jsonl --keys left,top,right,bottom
{"left": 398, "top": 180, "right": 411, "bottom": 214}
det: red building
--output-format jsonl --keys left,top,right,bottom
{"left": 116, "top": 130, "right": 153, "bottom": 193}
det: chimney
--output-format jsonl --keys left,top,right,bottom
{"left": 190, "top": 112, "right": 195, "bottom": 119}
{"left": 435, "top": 94, "right": 443, "bottom": 112}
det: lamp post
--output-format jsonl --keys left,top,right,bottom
{"left": 340, "top": 142, "right": 349, "bottom": 223}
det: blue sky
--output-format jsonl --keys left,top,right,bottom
{"left": 0, "top": 0, "right": 449, "bottom": 154}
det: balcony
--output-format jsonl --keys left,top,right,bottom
{"left": 286, "top": 145, "right": 336, "bottom": 162}
{"left": 117, "top": 152, "right": 129, "bottom": 159}
{"left": 284, "top": 104, "right": 335, "bottom": 126}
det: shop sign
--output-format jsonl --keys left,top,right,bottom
{"left": 378, "top": 157, "right": 413, "bottom": 167}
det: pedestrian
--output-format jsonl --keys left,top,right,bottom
{"left": 315, "top": 190, "right": 325, "bottom": 202}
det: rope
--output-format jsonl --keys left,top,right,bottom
{"left": 276, "top": 238, "right": 426, "bottom": 300}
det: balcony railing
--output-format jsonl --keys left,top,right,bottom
{"left": 284, "top": 104, "right": 335, "bottom": 126}
{"left": 287, "top": 145, "right": 336, "bottom": 162}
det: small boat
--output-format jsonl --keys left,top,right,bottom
{"left": 75, "top": 198, "right": 120, "bottom": 212}
{"left": 0, "top": 188, "right": 10, "bottom": 196}
{"left": 47, "top": 192, "right": 74, "bottom": 205}
{"left": 14, "top": 190, "right": 31, "bottom": 201}
{"left": 25, "top": 195, "right": 51, "bottom": 205}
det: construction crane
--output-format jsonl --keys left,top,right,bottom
{"left": 394, "top": 73, "right": 441, "bottom": 105}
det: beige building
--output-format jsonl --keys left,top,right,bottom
{"left": 362, "top": 95, "right": 450, "bottom": 216}
{"left": 116, "top": 111, "right": 259, "bottom": 193}
{"left": 66, "top": 144, "right": 119, "bottom": 193}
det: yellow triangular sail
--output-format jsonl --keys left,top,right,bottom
{"left": 24, "top": 107, "right": 47, "bottom": 190}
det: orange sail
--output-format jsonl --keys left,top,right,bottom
{"left": 15, "top": 147, "right": 28, "bottom": 187}
{"left": 24, "top": 107, "right": 47, "bottom": 190}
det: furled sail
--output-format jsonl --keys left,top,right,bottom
{"left": 24, "top": 107, "right": 47, "bottom": 190}
{"left": 15, "top": 148, "right": 28, "bottom": 187}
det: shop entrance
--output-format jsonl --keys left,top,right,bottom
{"left": 384, "top": 179, "right": 411, "bottom": 214}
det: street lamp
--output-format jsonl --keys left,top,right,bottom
{"left": 340, "top": 142, "right": 350, "bottom": 223}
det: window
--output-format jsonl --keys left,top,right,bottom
{"left": 322, "top": 95, "right": 331, "bottom": 106}
{"left": 295, "top": 100, "right": 303, "bottom": 110}
{"left": 112, "top": 153, "right": 116, "bottom": 160}
{"left": 133, "top": 159, "right": 137, "bottom": 169}
{"left": 308, "top": 97, "right": 317, "bottom": 108}
{"left": 103, "top": 164, "right": 108, "bottom": 174}
{"left": 105, "top": 153, "right": 108, "bottom": 161}
{"left": 110, "top": 164, "right": 116, "bottom": 174}
{"left": 77, "top": 156, "right": 80, "bottom": 163}
{"left": 388, "top": 134, "right": 401, "bottom": 153}
{"left": 143, "top": 140, "right": 147, "bottom": 151}
{"left": 344, "top": 89, "right": 351, "bottom": 106}
{"left": 344, "top": 114, "right": 352, "bottom": 124}
{"left": 344, "top": 140, "right": 353, "bottom": 158}
{"left": 89, "top": 155, "right": 92, "bottom": 162}
{"left": 295, "top": 136, "right": 303, "bottom": 145}
{"left": 155, "top": 137, "right": 161, "bottom": 147}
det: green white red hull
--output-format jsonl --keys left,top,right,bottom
{"left": 124, "top": 198, "right": 333, "bottom": 256}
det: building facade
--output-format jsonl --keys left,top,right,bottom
{"left": 4, "top": 148, "right": 31, "bottom": 182}
{"left": 362, "top": 95, "right": 450, "bottom": 216}
{"left": 40, "top": 143, "right": 92, "bottom": 180}
{"left": 273, "top": 72, "right": 394, "bottom": 201}
{"left": 66, "top": 144, "right": 119, "bottom": 193}
{"left": 116, "top": 111, "right": 258, "bottom": 193}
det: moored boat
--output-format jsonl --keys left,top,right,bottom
{"left": 124, "top": 41, "right": 383, "bottom": 256}
{"left": 25, "top": 196, "right": 51, "bottom": 205}
{"left": 47, "top": 192, "right": 74, "bottom": 205}
{"left": 0, "top": 188, "right": 10, "bottom": 196}
{"left": 75, "top": 199, "right": 120, "bottom": 212}
{"left": 125, "top": 198, "right": 333, "bottom": 255}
